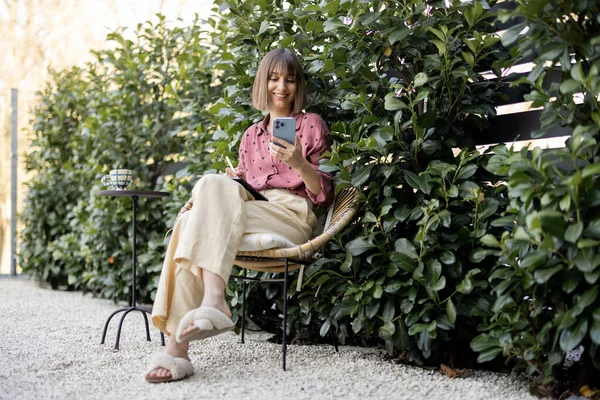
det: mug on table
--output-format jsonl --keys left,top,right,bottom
{"left": 101, "top": 169, "right": 132, "bottom": 190}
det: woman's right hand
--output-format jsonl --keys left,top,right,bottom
{"left": 226, "top": 167, "right": 246, "bottom": 180}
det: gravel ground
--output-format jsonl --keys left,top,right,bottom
{"left": 0, "top": 278, "right": 537, "bottom": 400}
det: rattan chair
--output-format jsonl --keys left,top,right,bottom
{"left": 174, "top": 185, "right": 360, "bottom": 370}
{"left": 234, "top": 186, "right": 359, "bottom": 370}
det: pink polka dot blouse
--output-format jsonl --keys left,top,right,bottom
{"left": 237, "top": 112, "right": 334, "bottom": 208}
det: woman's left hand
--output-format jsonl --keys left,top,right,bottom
{"left": 269, "top": 137, "right": 306, "bottom": 170}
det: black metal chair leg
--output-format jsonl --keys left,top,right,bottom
{"left": 282, "top": 258, "right": 289, "bottom": 371}
{"left": 330, "top": 329, "right": 339, "bottom": 352}
{"left": 241, "top": 269, "right": 247, "bottom": 344}
{"left": 139, "top": 309, "right": 151, "bottom": 341}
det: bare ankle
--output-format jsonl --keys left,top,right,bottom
{"left": 166, "top": 338, "right": 190, "bottom": 360}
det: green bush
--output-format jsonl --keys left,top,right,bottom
{"left": 20, "top": 0, "right": 513, "bottom": 361}
{"left": 472, "top": 0, "right": 600, "bottom": 386}
{"left": 20, "top": 17, "right": 220, "bottom": 301}
{"left": 20, "top": 68, "right": 93, "bottom": 289}
{"left": 203, "top": 0, "right": 516, "bottom": 366}
{"left": 19, "top": 0, "right": 600, "bottom": 388}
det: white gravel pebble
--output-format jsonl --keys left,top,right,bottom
{"left": 0, "top": 279, "right": 537, "bottom": 400}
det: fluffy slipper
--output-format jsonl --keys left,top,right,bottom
{"left": 176, "top": 307, "right": 235, "bottom": 344}
{"left": 145, "top": 353, "right": 194, "bottom": 383}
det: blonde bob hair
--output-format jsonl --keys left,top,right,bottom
{"left": 252, "top": 48, "right": 307, "bottom": 114}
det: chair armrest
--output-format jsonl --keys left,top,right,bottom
{"left": 175, "top": 197, "right": 193, "bottom": 225}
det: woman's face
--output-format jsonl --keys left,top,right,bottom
{"left": 267, "top": 68, "right": 297, "bottom": 114}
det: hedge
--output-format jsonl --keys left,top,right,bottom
{"left": 19, "top": 0, "right": 600, "bottom": 392}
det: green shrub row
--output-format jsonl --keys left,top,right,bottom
{"left": 19, "top": 0, "right": 600, "bottom": 389}
{"left": 472, "top": 0, "right": 600, "bottom": 384}
{"left": 20, "top": 18, "right": 217, "bottom": 299}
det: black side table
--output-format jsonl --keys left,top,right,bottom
{"left": 99, "top": 190, "right": 170, "bottom": 351}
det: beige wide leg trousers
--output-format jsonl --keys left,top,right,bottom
{"left": 151, "top": 174, "right": 316, "bottom": 336}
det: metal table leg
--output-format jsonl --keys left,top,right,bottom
{"left": 100, "top": 194, "right": 165, "bottom": 351}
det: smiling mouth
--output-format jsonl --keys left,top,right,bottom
{"left": 273, "top": 93, "right": 288, "bottom": 99}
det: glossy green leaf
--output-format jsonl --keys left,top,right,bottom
{"left": 390, "top": 252, "right": 417, "bottom": 272}
{"left": 574, "top": 248, "right": 600, "bottom": 272}
{"left": 413, "top": 73, "right": 428, "bottom": 87}
{"left": 394, "top": 238, "right": 418, "bottom": 259}
{"left": 456, "top": 164, "right": 478, "bottom": 181}
{"left": 389, "top": 28, "right": 410, "bottom": 45}
{"left": 446, "top": 298, "right": 457, "bottom": 324}
{"left": 480, "top": 234, "right": 500, "bottom": 248}
{"left": 538, "top": 211, "right": 567, "bottom": 238}
{"left": 346, "top": 237, "right": 376, "bottom": 256}
{"left": 533, "top": 265, "right": 563, "bottom": 284}
{"left": 379, "top": 320, "right": 396, "bottom": 339}
{"left": 258, "top": 21, "right": 270, "bottom": 35}
{"left": 462, "top": 51, "right": 475, "bottom": 67}
{"left": 408, "top": 320, "right": 437, "bottom": 335}
{"left": 470, "top": 335, "right": 499, "bottom": 352}
{"left": 562, "top": 274, "right": 580, "bottom": 294}
{"left": 340, "top": 252, "right": 353, "bottom": 273}
{"left": 366, "top": 299, "right": 380, "bottom": 319}
{"left": 431, "top": 39, "right": 446, "bottom": 54}
{"left": 432, "top": 276, "right": 446, "bottom": 292}
{"left": 324, "top": 0, "right": 339, "bottom": 16}
{"left": 456, "top": 276, "right": 474, "bottom": 294}
{"left": 373, "top": 284, "right": 383, "bottom": 299}
{"left": 577, "top": 286, "right": 599, "bottom": 309}
{"left": 571, "top": 62, "right": 585, "bottom": 83}
{"left": 404, "top": 170, "right": 421, "bottom": 190}
{"left": 323, "top": 19, "right": 348, "bottom": 32}
{"left": 538, "top": 43, "right": 567, "bottom": 60}
{"left": 582, "top": 162, "right": 600, "bottom": 178}
{"left": 500, "top": 23, "right": 525, "bottom": 46}
{"left": 305, "top": 20, "right": 323, "bottom": 32}
{"left": 591, "top": 321, "right": 600, "bottom": 344}
{"left": 394, "top": 206, "right": 411, "bottom": 222}
{"left": 352, "top": 165, "right": 373, "bottom": 186}
{"left": 427, "top": 27, "right": 445, "bottom": 41}
{"left": 476, "top": 347, "right": 502, "bottom": 363}
{"left": 382, "top": 299, "right": 395, "bottom": 322}
{"left": 559, "top": 319, "right": 588, "bottom": 352}
{"left": 440, "top": 251, "right": 456, "bottom": 264}
{"left": 559, "top": 79, "right": 580, "bottom": 94}
{"left": 384, "top": 93, "right": 407, "bottom": 111}
{"left": 362, "top": 212, "right": 377, "bottom": 223}
{"left": 492, "top": 294, "right": 514, "bottom": 313}
{"left": 565, "top": 221, "right": 584, "bottom": 243}
{"left": 585, "top": 270, "right": 600, "bottom": 284}
{"left": 320, "top": 319, "right": 332, "bottom": 337}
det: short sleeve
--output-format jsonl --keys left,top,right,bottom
{"left": 303, "top": 115, "right": 334, "bottom": 207}
{"left": 238, "top": 127, "right": 251, "bottom": 174}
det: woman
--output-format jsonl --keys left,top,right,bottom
{"left": 145, "top": 48, "right": 334, "bottom": 383}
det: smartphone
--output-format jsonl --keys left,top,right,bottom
{"left": 272, "top": 117, "right": 296, "bottom": 146}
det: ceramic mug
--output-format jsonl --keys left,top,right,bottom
{"left": 101, "top": 169, "right": 132, "bottom": 190}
